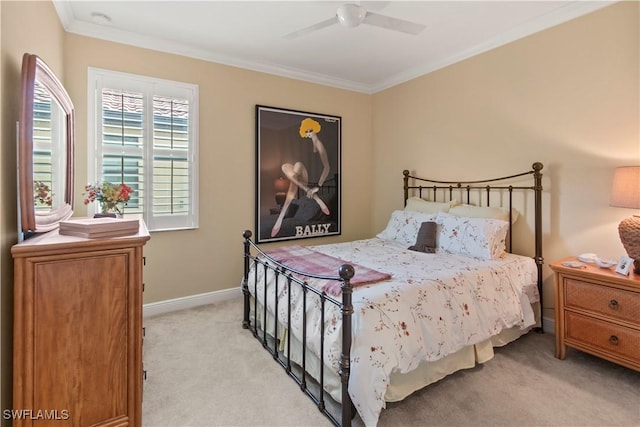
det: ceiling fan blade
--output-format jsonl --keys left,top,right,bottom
{"left": 360, "top": 1, "right": 390, "bottom": 13}
{"left": 363, "top": 11, "right": 425, "bottom": 35}
{"left": 283, "top": 16, "right": 339, "bottom": 40}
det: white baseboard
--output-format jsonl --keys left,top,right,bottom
{"left": 143, "top": 287, "right": 242, "bottom": 318}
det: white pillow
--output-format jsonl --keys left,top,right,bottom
{"left": 436, "top": 212, "right": 509, "bottom": 260}
{"left": 404, "top": 197, "right": 459, "bottom": 214}
{"left": 377, "top": 210, "right": 438, "bottom": 245}
{"left": 449, "top": 204, "right": 519, "bottom": 224}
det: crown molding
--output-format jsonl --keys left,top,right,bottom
{"left": 61, "top": 16, "right": 373, "bottom": 94}
{"left": 371, "top": 1, "right": 615, "bottom": 92}
{"left": 53, "top": 0, "right": 615, "bottom": 95}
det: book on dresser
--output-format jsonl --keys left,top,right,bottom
{"left": 59, "top": 216, "right": 140, "bottom": 238}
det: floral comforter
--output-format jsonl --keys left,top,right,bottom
{"left": 248, "top": 237, "right": 538, "bottom": 427}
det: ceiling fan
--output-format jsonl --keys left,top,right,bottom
{"left": 283, "top": 2, "right": 426, "bottom": 39}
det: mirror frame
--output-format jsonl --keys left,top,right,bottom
{"left": 18, "top": 53, "right": 74, "bottom": 236}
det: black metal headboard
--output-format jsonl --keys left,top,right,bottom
{"left": 403, "top": 162, "right": 544, "bottom": 330}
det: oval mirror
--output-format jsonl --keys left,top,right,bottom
{"left": 18, "top": 53, "right": 74, "bottom": 238}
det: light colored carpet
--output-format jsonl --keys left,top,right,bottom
{"left": 142, "top": 297, "right": 640, "bottom": 427}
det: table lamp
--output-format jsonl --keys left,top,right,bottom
{"left": 610, "top": 166, "right": 640, "bottom": 273}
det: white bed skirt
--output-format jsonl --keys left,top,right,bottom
{"left": 250, "top": 299, "right": 540, "bottom": 405}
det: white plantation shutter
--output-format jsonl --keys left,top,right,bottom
{"left": 100, "top": 89, "right": 145, "bottom": 215}
{"left": 152, "top": 96, "right": 191, "bottom": 216}
{"left": 88, "top": 68, "right": 199, "bottom": 231}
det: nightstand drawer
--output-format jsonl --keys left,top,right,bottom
{"left": 565, "top": 278, "right": 640, "bottom": 325}
{"left": 566, "top": 311, "right": 640, "bottom": 363}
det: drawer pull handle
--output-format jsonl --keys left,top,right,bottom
{"left": 609, "top": 335, "right": 619, "bottom": 345}
{"left": 608, "top": 299, "right": 619, "bottom": 310}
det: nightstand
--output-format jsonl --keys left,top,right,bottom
{"left": 550, "top": 258, "right": 640, "bottom": 371}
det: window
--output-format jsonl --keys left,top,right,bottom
{"left": 88, "top": 68, "right": 199, "bottom": 231}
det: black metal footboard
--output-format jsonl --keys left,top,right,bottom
{"left": 242, "top": 230, "right": 355, "bottom": 427}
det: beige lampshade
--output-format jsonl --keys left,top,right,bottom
{"left": 610, "top": 166, "right": 640, "bottom": 274}
{"left": 610, "top": 166, "right": 640, "bottom": 209}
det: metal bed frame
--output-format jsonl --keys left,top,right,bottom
{"left": 242, "top": 162, "right": 544, "bottom": 427}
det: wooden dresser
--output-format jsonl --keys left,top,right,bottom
{"left": 12, "top": 220, "right": 150, "bottom": 426}
{"left": 550, "top": 258, "right": 640, "bottom": 371}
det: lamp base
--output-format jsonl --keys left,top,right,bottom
{"left": 275, "top": 193, "right": 286, "bottom": 207}
{"left": 618, "top": 215, "right": 640, "bottom": 274}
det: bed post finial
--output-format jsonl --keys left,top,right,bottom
{"left": 242, "top": 230, "right": 253, "bottom": 329}
{"left": 339, "top": 264, "right": 355, "bottom": 281}
{"left": 403, "top": 170, "right": 410, "bottom": 207}
{"left": 532, "top": 162, "right": 543, "bottom": 173}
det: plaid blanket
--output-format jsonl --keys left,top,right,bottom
{"left": 265, "top": 245, "right": 391, "bottom": 296}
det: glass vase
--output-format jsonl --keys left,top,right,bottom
{"left": 94, "top": 202, "right": 124, "bottom": 218}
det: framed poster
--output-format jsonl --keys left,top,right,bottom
{"left": 256, "top": 105, "right": 341, "bottom": 243}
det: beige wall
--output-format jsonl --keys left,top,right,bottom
{"left": 372, "top": 1, "right": 639, "bottom": 319}
{"left": 1, "top": 0, "right": 66, "bottom": 421}
{"left": 63, "top": 35, "right": 374, "bottom": 303}
{"left": 1, "top": 0, "right": 373, "bottom": 414}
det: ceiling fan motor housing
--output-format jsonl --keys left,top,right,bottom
{"left": 337, "top": 3, "right": 367, "bottom": 28}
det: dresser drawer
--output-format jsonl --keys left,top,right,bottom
{"left": 565, "top": 277, "right": 640, "bottom": 325}
{"left": 565, "top": 311, "right": 640, "bottom": 364}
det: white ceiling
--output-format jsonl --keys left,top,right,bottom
{"left": 53, "top": 1, "right": 614, "bottom": 94}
